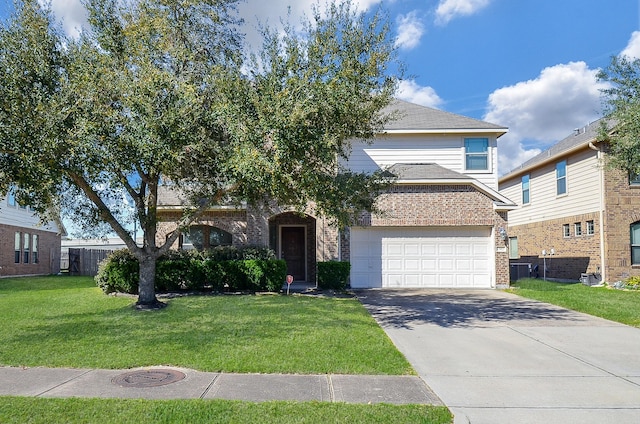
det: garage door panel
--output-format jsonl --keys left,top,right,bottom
{"left": 350, "top": 227, "right": 492, "bottom": 289}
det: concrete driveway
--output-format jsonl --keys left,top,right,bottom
{"left": 355, "top": 289, "right": 640, "bottom": 424}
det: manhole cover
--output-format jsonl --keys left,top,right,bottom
{"left": 112, "top": 369, "right": 186, "bottom": 388}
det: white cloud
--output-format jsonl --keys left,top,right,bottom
{"left": 435, "top": 0, "right": 491, "bottom": 25}
{"left": 620, "top": 31, "right": 640, "bottom": 60}
{"left": 484, "top": 61, "right": 607, "bottom": 174}
{"left": 396, "top": 80, "right": 443, "bottom": 108}
{"left": 394, "top": 11, "right": 424, "bottom": 50}
{"left": 41, "top": 0, "right": 88, "bottom": 39}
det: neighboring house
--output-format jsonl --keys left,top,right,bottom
{"left": 0, "top": 190, "right": 65, "bottom": 277}
{"left": 157, "top": 100, "right": 515, "bottom": 288}
{"left": 498, "top": 118, "right": 640, "bottom": 283}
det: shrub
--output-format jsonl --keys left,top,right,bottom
{"left": 317, "top": 261, "right": 351, "bottom": 290}
{"left": 95, "top": 249, "right": 139, "bottom": 294}
{"left": 625, "top": 276, "right": 640, "bottom": 290}
{"left": 95, "top": 246, "right": 283, "bottom": 294}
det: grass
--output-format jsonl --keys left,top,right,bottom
{"left": 0, "top": 276, "right": 413, "bottom": 375}
{"left": 0, "top": 276, "right": 453, "bottom": 423}
{"left": 507, "top": 278, "right": 640, "bottom": 327}
{"left": 0, "top": 397, "right": 452, "bottom": 424}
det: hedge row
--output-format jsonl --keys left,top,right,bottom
{"left": 96, "top": 247, "right": 286, "bottom": 294}
{"left": 317, "top": 261, "right": 351, "bottom": 290}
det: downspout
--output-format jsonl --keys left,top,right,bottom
{"left": 589, "top": 142, "right": 607, "bottom": 283}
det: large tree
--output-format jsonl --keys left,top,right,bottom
{"left": 0, "top": 0, "right": 398, "bottom": 308}
{"left": 597, "top": 55, "right": 640, "bottom": 177}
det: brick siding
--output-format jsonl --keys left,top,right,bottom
{"left": 508, "top": 212, "right": 601, "bottom": 281}
{"left": 0, "top": 224, "right": 61, "bottom": 276}
{"left": 603, "top": 166, "right": 640, "bottom": 282}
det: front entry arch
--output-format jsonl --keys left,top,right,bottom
{"left": 269, "top": 212, "right": 316, "bottom": 283}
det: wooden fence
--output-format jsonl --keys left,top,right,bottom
{"left": 67, "top": 248, "right": 112, "bottom": 276}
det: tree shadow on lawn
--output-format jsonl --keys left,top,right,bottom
{"left": 354, "top": 289, "right": 595, "bottom": 329}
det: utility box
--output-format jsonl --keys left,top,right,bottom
{"left": 580, "top": 273, "right": 601, "bottom": 286}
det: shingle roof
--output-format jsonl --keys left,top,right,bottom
{"left": 501, "top": 117, "right": 611, "bottom": 180}
{"left": 382, "top": 99, "right": 507, "bottom": 132}
{"left": 385, "top": 163, "right": 473, "bottom": 180}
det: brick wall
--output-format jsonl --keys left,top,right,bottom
{"left": 345, "top": 184, "right": 511, "bottom": 287}
{"left": 508, "top": 212, "right": 601, "bottom": 281}
{"left": 0, "top": 224, "right": 61, "bottom": 276}
{"left": 603, "top": 165, "right": 640, "bottom": 282}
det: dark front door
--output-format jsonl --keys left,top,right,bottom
{"left": 281, "top": 226, "right": 306, "bottom": 281}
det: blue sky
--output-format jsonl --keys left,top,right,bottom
{"left": 1, "top": 0, "right": 639, "bottom": 175}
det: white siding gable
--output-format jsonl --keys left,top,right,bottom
{"left": 343, "top": 133, "right": 499, "bottom": 189}
{"left": 0, "top": 196, "right": 61, "bottom": 233}
{"left": 502, "top": 148, "right": 601, "bottom": 226}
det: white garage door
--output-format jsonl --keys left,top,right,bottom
{"left": 350, "top": 227, "right": 493, "bottom": 288}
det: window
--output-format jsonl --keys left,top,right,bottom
{"left": 521, "top": 174, "right": 530, "bottom": 204}
{"left": 508, "top": 237, "right": 519, "bottom": 259}
{"left": 23, "top": 233, "right": 30, "bottom": 263}
{"left": 563, "top": 224, "right": 570, "bottom": 238}
{"left": 574, "top": 222, "right": 582, "bottom": 237}
{"left": 464, "top": 138, "right": 489, "bottom": 170}
{"left": 586, "top": 220, "right": 595, "bottom": 236}
{"left": 630, "top": 173, "right": 640, "bottom": 186}
{"left": 556, "top": 160, "right": 567, "bottom": 195}
{"left": 33, "top": 234, "right": 39, "bottom": 264}
{"left": 14, "top": 232, "right": 21, "bottom": 263}
{"left": 632, "top": 222, "right": 640, "bottom": 265}
{"left": 181, "top": 225, "right": 232, "bottom": 250}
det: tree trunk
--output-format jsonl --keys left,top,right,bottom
{"left": 136, "top": 254, "right": 165, "bottom": 310}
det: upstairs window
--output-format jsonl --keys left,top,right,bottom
{"left": 556, "top": 160, "right": 567, "bottom": 195}
{"left": 521, "top": 174, "right": 530, "bottom": 204}
{"left": 465, "top": 138, "right": 489, "bottom": 171}
{"left": 631, "top": 222, "right": 640, "bottom": 265}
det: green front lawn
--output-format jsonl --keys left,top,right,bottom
{"left": 0, "top": 276, "right": 453, "bottom": 423}
{"left": 0, "top": 276, "right": 412, "bottom": 375}
{"left": 0, "top": 397, "right": 452, "bottom": 424}
{"left": 507, "top": 278, "right": 640, "bottom": 327}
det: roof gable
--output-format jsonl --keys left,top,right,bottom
{"left": 383, "top": 99, "right": 507, "bottom": 133}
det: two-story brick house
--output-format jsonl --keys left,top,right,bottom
{"left": 157, "top": 100, "right": 515, "bottom": 288}
{"left": 498, "top": 119, "right": 640, "bottom": 283}
{"left": 1, "top": 190, "right": 64, "bottom": 277}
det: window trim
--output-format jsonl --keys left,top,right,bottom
{"left": 464, "top": 137, "right": 490, "bottom": 172}
{"left": 508, "top": 236, "right": 519, "bottom": 259}
{"left": 586, "top": 220, "right": 595, "bottom": 236}
{"left": 574, "top": 222, "right": 582, "bottom": 237}
{"left": 631, "top": 222, "right": 640, "bottom": 266}
{"left": 521, "top": 174, "right": 530, "bottom": 205}
{"left": 14, "top": 232, "right": 21, "bottom": 264}
{"left": 563, "top": 224, "right": 570, "bottom": 238}
{"left": 556, "top": 160, "right": 567, "bottom": 196}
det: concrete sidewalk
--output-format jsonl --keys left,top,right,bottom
{"left": 356, "top": 289, "right": 640, "bottom": 424}
{"left": 0, "top": 366, "right": 443, "bottom": 405}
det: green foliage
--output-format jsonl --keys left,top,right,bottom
{"left": 95, "top": 249, "right": 139, "bottom": 294}
{"left": 624, "top": 275, "right": 640, "bottom": 290}
{"left": 597, "top": 55, "right": 640, "bottom": 177}
{"left": 318, "top": 261, "right": 351, "bottom": 290}
{"left": 95, "top": 247, "right": 285, "bottom": 293}
{"left": 0, "top": 0, "right": 400, "bottom": 306}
